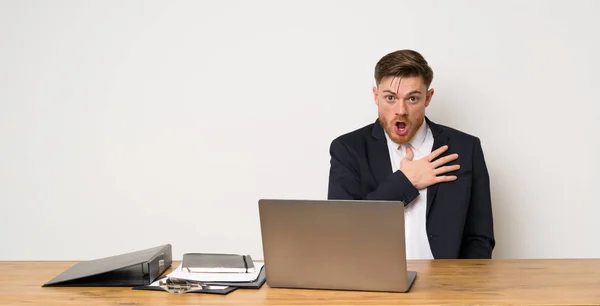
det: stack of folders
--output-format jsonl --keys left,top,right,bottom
{"left": 133, "top": 253, "right": 266, "bottom": 294}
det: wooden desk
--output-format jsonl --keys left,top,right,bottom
{"left": 1, "top": 259, "right": 600, "bottom": 305}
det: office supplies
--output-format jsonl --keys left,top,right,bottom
{"left": 133, "top": 261, "right": 266, "bottom": 294}
{"left": 169, "top": 261, "right": 264, "bottom": 282}
{"left": 134, "top": 276, "right": 237, "bottom": 294}
{"left": 181, "top": 253, "right": 255, "bottom": 273}
{"left": 258, "top": 199, "right": 417, "bottom": 293}
{"left": 42, "top": 244, "right": 172, "bottom": 287}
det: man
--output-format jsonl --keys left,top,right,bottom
{"left": 327, "top": 49, "right": 494, "bottom": 259}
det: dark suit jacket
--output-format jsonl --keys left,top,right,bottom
{"left": 327, "top": 117, "right": 495, "bottom": 259}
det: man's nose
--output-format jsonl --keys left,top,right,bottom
{"left": 395, "top": 101, "right": 407, "bottom": 116}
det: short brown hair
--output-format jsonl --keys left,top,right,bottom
{"left": 374, "top": 49, "right": 434, "bottom": 88}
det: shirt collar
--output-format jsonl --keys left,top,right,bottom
{"left": 384, "top": 119, "right": 429, "bottom": 151}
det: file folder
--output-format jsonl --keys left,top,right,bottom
{"left": 42, "top": 244, "right": 172, "bottom": 287}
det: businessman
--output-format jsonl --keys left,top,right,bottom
{"left": 327, "top": 49, "right": 494, "bottom": 259}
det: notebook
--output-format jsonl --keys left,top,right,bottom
{"left": 181, "top": 253, "right": 255, "bottom": 273}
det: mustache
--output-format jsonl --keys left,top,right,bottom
{"left": 390, "top": 117, "right": 408, "bottom": 124}
{"left": 378, "top": 117, "right": 409, "bottom": 127}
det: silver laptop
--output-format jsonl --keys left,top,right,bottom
{"left": 258, "top": 199, "right": 417, "bottom": 292}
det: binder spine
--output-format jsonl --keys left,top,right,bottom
{"left": 147, "top": 245, "right": 172, "bottom": 283}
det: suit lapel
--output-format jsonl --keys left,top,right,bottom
{"left": 426, "top": 117, "right": 449, "bottom": 218}
{"left": 369, "top": 120, "right": 393, "bottom": 185}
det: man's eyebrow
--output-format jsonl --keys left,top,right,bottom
{"left": 382, "top": 90, "right": 422, "bottom": 96}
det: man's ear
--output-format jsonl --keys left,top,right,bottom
{"left": 372, "top": 86, "right": 379, "bottom": 106}
{"left": 425, "top": 88, "right": 434, "bottom": 107}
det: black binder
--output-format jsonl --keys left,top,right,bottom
{"left": 42, "top": 244, "right": 172, "bottom": 287}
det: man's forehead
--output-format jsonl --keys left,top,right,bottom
{"left": 380, "top": 76, "right": 424, "bottom": 87}
{"left": 379, "top": 76, "right": 425, "bottom": 94}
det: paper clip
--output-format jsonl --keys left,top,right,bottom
{"left": 158, "top": 277, "right": 206, "bottom": 294}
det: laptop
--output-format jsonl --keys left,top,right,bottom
{"left": 258, "top": 199, "right": 417, "bottom": 292}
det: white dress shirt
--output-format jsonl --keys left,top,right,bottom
{"left": 384, "top": 120, "right": 434, "bottom": 259}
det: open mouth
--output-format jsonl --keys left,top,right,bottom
{"left": 394, "top": 121, "right": 408, "bottom": 136}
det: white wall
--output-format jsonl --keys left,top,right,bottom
{"left": 1, "top": 0, "right": 599, "bottom": 261}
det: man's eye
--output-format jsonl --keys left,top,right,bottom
{"left": 408, "top": 96, "right": 418, "bottom": 102}
{"left": 386, "top": 96, "right": 396, "bottom": 102}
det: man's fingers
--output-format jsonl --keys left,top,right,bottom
{"left": 427, "top": 145, "right": 449, "bottom": 161}
{"left": 435, "top": 175, "right": 457, "bottom": 183}
{"left": 404, "top": 146, "right": 414, "bottom": 161}
{"left": 432, "top": 153, "right": 459, "bottom": 168}
{"left": 434, "top": 164, "right": 460, "bottom": 175}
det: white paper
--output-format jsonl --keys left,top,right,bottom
{"left": 167, "top": 262, "right": 264, "bottom": 282}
